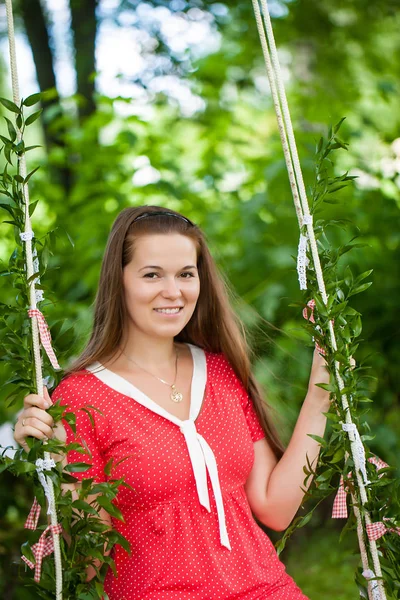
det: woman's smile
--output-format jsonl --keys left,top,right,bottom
{"left": 153, "top": 306, "right": 184, "bottom": 316}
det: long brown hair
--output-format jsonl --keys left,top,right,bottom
{"left": 68, "top": 205, "right": 284, "bottom": 458}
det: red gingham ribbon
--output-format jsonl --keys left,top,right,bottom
{"left": 302, "top": 299, "right": 326, "bottom": 356}
{"left": 332, "top": 473, "right": 350, "bottom": 519}
{"left": 21, "top": 523, "right": 62, "bottom": 582}
{"left": 366, "top": 519, "right": 400, "bottom": 542}
{"left": 24, "top": 497, "right": 41, "bottom": 530}
{"left": 28, "top": 309, "right": 60, "bottom": 370}
{"left": 332, "top": 456, "right": 389, "bottom": 519}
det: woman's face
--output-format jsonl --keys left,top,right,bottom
{"left": 123, "top": 233, "right": 200, "bottom": 341}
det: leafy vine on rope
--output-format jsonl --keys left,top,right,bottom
{"left": 0, "top": 95, "right": 129, "bottom": 600}
{"left": 276, "top": 122, "right": 400, "bottom": 599}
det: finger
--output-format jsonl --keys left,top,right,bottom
{"left": 43, "top": 387, "right": 53, "bottom": 404}
{"left": 23, "top": 393, "right": 51, "bottom": 410}
{"left": 20, "top": 417, "right": 54, "bottom": 440}
{"left": 23, "top": 406, "right": 54, "bottom": 428}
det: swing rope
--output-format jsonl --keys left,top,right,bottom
{"left": 250, "top": 1, "right": 386, "bottom": 598}
{"left": 4, "top": 1, "right": 63, "bottom": 597}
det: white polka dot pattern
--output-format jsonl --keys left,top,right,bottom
{"left": 53, "top": 348, "right": 308, "bottom": 600}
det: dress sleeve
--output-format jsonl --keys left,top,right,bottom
{"left": 219, "top": 354, "right": 265, "bottom": 442}
{"left": 238, "top": 385, "right": 266, "bottom": 442}
{"left": 52, "top": 377, "right": 107, "bottom": 483}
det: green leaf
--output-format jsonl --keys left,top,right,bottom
{"left": 29, "top": 200, "right": 39, "bottom": 216}
{"left": 307, "top": 434, "right": 327, "bottom": 446}
{"left": 333, "top": 117, "right": 346, "bottom": 134}
{"left": 331, "top": 448, "right": 345, "bottom": 463}
{"left": 10, "top": 459, "right": 37, "bottom": 474}
{"left": 0, "top": 97, "right": 20, "bottom": 114}
{"left": 81, "top": 407, "right": 95, "bottom": 428}
{"left": 348, "top": 282, "right": 373, "bottom": 297}
{"left": 64, "top": 462, "right": 92, "bottom": 473}
{"left": 4, "top": 117, "right": 17, "bottom": 142}
{"left": 71, "top": 499, "right": 99, "bottom": 515}
{"left": 24, "top": 145, "right": 41, "bottom": 152}
{"left": 23, "top": 92, "right": 42, "bottom": 107}
{"left": 354, "top": 269, "right": 373, "bottom": 285}
{"left": 25, "top": 109, "right": 43, "bottom": 127}
{"left": 21, "top": 541, "right": 35, "bottom": 563}
{"left": 25, "top": 166, "right": 40, "bottom": 184}
{"left": 96, "top": 496, "right": 124, "bottom": 520}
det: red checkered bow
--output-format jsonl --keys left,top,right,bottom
{"left": 24, "top": 497, "right": 41, "bottom": 530}
{"left": 302, "top": 299, "right": 326, "bottom": 356}
{"left": 332, "top": 456, "right": 389, "bottom": 519}
{"left": 366, "top": 519, "right": 400, "bottom": 542}
{"left": 21, "top": 523, "right": 62, "bottom": 582}
{"left": 27, "top": 308, "right": 60, "bottom": 370}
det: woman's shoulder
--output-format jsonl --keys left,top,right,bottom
{"left": 51, "top": 367, "right": 102, "bottom": 406}
{"left": 198, "top": 346, "right": 236, "bottom": 375}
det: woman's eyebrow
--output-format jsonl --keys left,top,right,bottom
{"left": 139, "top": 265, "right": 198, "bottom": 271}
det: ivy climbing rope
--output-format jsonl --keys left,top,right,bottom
{"left": 4, "top": 1, "right": 63, "bottom": 598}
{"left": 250, "top": 1, "right": 391, "bottom": 598}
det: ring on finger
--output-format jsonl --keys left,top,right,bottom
{"left": 22, "top": 418, "right": 26, "bottom": 427}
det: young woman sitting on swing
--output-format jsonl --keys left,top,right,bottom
{"left": 14, "top": 204, "right": 330, "bottom": 600}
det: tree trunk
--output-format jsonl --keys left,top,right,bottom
{"left": 19, "top": 0, "right": 72, "bottom": 192}
{"left": 69, "top": 0, "right": 98, "bottom": 122}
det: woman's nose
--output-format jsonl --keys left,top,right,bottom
{"left": 161, "top": 277, "right": 182, "bottom": 298}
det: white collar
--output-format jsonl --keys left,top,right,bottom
{"left": 87, "top": 343, "right": 231, "bottom": 550}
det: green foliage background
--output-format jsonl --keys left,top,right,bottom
{"left": 0, "top": 1, "right": 399, "bottom": 598}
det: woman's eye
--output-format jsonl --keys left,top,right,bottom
{"left": 143, "top": 272, "right": 159, "bottom": 279}
{"left": 180, "top": 271, "right": 195, "bottom": 278}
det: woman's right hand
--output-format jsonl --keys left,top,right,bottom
{"left": 14, "top": 388, "right": 66, "bottom": 453}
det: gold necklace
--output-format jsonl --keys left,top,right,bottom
{"left": 121, "top": 346, "right": 184, "bottom": 403}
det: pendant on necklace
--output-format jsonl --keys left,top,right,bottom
{"left": 170, "top": 384, "right": 183, "bottom": 403}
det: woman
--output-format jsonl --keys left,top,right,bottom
{"left": 14, "top": 205, "right": 330, "bottom": 599}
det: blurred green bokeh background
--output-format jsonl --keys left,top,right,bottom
{"left": 0, "top": 1, "right": 399, "bottom": 598}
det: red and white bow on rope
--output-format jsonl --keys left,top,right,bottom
{"left": 332, "top": 456, "right": 399, "bottom": 540}
{"left": 21, "top": 523, "right": 62, "bottom": 582}
{"left": 28, "top": 309, "right": 60, "bottom": 370}
{"left": 366, "top": 519, "right": 400, "bottom": 542}
{"left": 25, "top": 497, "right": 41, "bottom": 530}
{"left": 21, "top": 459, "right": 61, "bottom": 582}
{"left": 332, "top": 456, "right": 388, "bottom": 519}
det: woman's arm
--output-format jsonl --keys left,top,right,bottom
{"left": 244, "top": 349, "right": 330, "bottom": 531}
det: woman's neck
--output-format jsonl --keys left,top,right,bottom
{"left": 120, "top": 333, "right": 177, "bottom": 370}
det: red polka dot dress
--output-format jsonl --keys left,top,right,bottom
{"left": 53, "top": 344, "right": 308, "bottom": 600}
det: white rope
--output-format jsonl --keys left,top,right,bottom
{"left": 251, "top": 1, "right": 386, "bottom": 598}
{"left": 4, "top": 1, "right": 62, "bottom": 598}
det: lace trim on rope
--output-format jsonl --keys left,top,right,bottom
{"left": 342, "top": 423, "right": 370, "bottom": 486}
{"left": 20, "top": 230, "right": 34, "bottom": 241}
{"left": 36, "top": 458, "right": 56, "bottom": 516}
{"left": 297, "top": 233, "right": 309, "bottom": 290}
{"left": 32, "top": 248, "right": 44, "bottom": 303}
{"left": 363, "top": 569, "right": 381, "bottom": 600}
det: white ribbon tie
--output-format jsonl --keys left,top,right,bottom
{"left": 180, "top": 419, "right": 231, "bottom": 550}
